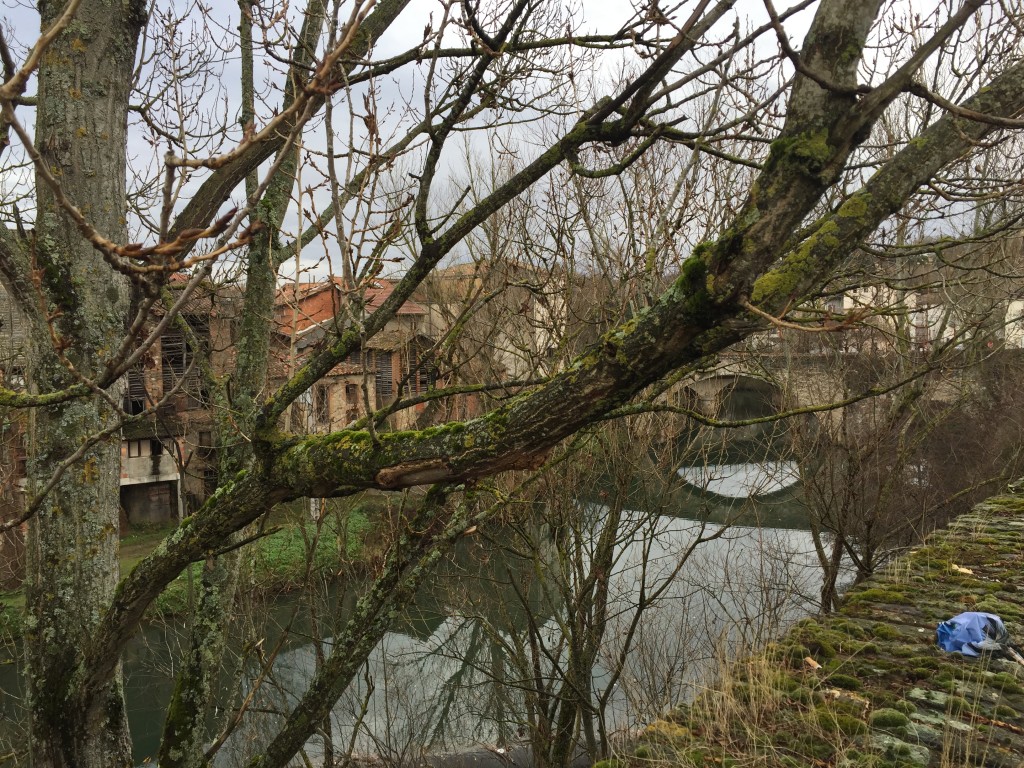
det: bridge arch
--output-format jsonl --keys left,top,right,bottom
{"left": 686, "top": 374, "right": 782, "bottom": 424}
{"left": 673, "top": 374, "right": 801, "bottom": 500}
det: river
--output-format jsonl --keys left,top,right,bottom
{"left": 0, "top": 465, "right": 822, "bottom": 766}
{"left": 142, "top": 475, "right": 815, "bottom": 765}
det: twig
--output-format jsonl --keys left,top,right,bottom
{"left": 0, "top": 0, "right": 83, "bottom": 100}
{"left": 741, "top": 298, "right": 870, "bottom": 333}
{"left": 907, "top": 80, "right": 1024, "bottom": 129}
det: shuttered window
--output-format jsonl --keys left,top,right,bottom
{"left": 375, "top": 351, "right": 393, "bottom": 398}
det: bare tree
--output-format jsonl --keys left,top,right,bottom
{"left": 0, "top": 0, "right": 1023, "bottom": 765}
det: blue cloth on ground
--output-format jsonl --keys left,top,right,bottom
{"left": 936, "top": 612, "right": 1009, "bottom": 657}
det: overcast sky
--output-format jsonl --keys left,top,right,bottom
{"left": 0, "top": 0, "right": 977, "bottom": 280}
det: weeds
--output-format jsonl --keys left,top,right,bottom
{"left": 613, "top": 499, "right": 1024, "bottom": 767}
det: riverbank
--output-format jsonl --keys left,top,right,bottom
{"left": 615, "top": 491, "right": 1024, "bottom": 767}
{"left": 0, "top": 494, "right": 389, "bottom": 642}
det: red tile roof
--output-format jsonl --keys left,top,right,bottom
{"left": 274, "top": 277, "right": 426, "bottom": 335}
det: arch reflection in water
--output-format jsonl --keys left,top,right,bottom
{"left": 677, "top": 461, "right": 802, "bottom": 498}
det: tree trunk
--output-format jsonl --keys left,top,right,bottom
{"left": 26, "top": 0, "right": 144, "bottom": 764}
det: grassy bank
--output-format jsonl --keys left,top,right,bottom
{"left": 0, "top": 494, "right": 389, "bottom": 642}
{"left": 611, "top": 493, "right": 1024, "bottom": 768}
{"left": 148, "top": 497, "right": 380, "bottom": 616}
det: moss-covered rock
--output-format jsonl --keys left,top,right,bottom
{"left": 870, "top": 708, "right": 912, "bottom": 730}
{"left": 869, "top": 734, "right": 930, "bottom": 767}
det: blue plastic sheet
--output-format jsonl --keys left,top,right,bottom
{"left": 936, "top": 611, "right": 1009, "bottom": 657}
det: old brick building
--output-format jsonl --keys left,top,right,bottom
{"left": 117, "top": 281, "right": 239, "bottom": 526}
{"left": 273, "top": 277, "right": 441, "bottom": 432}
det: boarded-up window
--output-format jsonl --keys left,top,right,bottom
{"left": 161, "top": 331, "right": 188, "bottom": 392}
{"left": 124, "top": 366, "right": 148, "bottom": 415}
{"left": 161, "top": 320, "right": 209, "bottom": 407}
{"left": 375, "top": 351, "right": 393, "bottom": 398}
{"left": 404, "top": 347, "right": 436, "bottom": 395}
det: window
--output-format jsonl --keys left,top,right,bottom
{"left": 161, "top": 319, "right": 209, "bottom": 406}
{"left": 313, "top": 384, "right": 330, "bottom": 425}
{"left": 123, "top": 366, "right": 148, "bottom": 415}
{"left": 403, "top": 348, "right": 436, "bottom": 395}
{"left": 126, "top": 439, "right": 163, "bottom": 458}
{"left": 375, "top": 350, "right": 393, "bottom": 398}
{"left": 197, "top": 431, "right": 214, "bottom": 458}
{"left": 344, "top": 384, "right": 360, "bottom": 423}
{"left": 293, "top": 389, "right": 311, "bottom": 429}
{"left": 161, "top": 331, "right": 188, "bottom": 393}
{"left": 5, "top": 365, "right": 24, "bottom": 388}
{"left": 203, "top": 466, "right": 218, "bottom": 496}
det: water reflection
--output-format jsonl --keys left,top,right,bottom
{"left": 208, "top": 513, "right": 820, "bottom": 766}
{"left": 0, "top": 487, "right": 820, "bottom": 766}
{"left": 677, "top": 461, "right": 802, "bottom": 498}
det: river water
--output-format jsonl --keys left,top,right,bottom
{"left": 210, "top": 512, "right": 819, "bottom": 767}
{"left": 1, "top": 379, "right": 825, "bottom": 765}
{"left": 220, "top": 482, "right": 816, "bottom": 765}
{"left": 0, "top": 468, "right": 821, "bottom": 766}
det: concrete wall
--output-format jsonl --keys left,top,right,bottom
{"left": 120, "top": 481, "right": 177, "bottom": 527}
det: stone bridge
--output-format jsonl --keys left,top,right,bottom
{"left": 678, "top": 348, "right": 991, "bottom": 425}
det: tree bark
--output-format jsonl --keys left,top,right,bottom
{"left": 26, "top": 0, "right": 143, "bottom": 764}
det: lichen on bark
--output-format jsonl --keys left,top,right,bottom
{"left": 24, "top": 0, "right": 145, "bottom": 764}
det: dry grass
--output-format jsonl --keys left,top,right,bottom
{"left": 602, "top": 497, "right": 1024, "bottom": 768}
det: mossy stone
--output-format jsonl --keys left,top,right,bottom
{"left": 871, "top": 623, "right": 902, "bottom": 641}
{"left": 893, "top": 700, "right": 916, "bottom": 715}
{"left": 829, "top": 673, "right": 862, "bottom": 690}
{"left": 870, "top": 708, "right": 912, "bottom": 730}
{"left": 994, "top": 703, "right": 1018, "bottom": 718}
{"left": 870, "top": 734, "right": 929, "bottom": 767}
{"left": 989, "top": 672, "right": 1024, "bottom": 695}
{"left": 815, "top": 709, "right": 868, "bottom": 737}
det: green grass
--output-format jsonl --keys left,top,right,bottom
{"left": 152, "top": 501, "right": 376, "bottom": 617}
{"left": 1, "top": 497, "right": 382, "bottom": 637}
